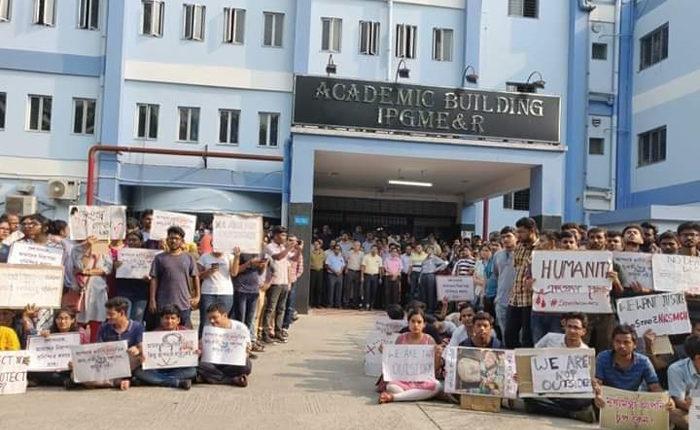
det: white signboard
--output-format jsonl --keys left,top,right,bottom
{"left": 0, "top": 264, "right": 64, "bottom": 309}
{"left": 70, "top": 340, "right": 131, "bottom": 383}
{"left": 212, "top": 214, "right": 263, "bottom": 254}
{"left": 201, "top": 324, "right": 250, "bottom": 366}
{"left": 530, "top": 351, "right": 594, "bottom": 395}
{"left": 381, "top": 344, "right": 435, "bottom": 382}
{"left": 436, "top": 276, "right": 475, "bottom": 302}
{"left": 8, "top": 242, "right": 63, "bottom": 266}
{"left": 69, "top": 205, "right": 127, "bottom": 241}
{"left": 150, "top": 210, "right": 197, "bottom": 243}
{"left": 616, "top": 292, "right": 691, "bottom": 337}
{"left": 142, "top": 330, "right": 199, "bottom": 370}
{"left": 374, "top": 318, "right": 407, "bottom": 335}
{"left": 116, "top": 248, "right": 161, "bottom": 279}
{"left": 531, "top": 251, "right": 613, "bottom": 313}
{"left": 689, "top": 390, "right": 700, "bottom": 430}
{"left": 0, "top": 351, "right": 30, "bottom": 395}
{"left": 652, "top": 254, "right": 700, "bottom": 295}
{"left": 613, "top": 252, "right": 654, "bottom": 291}
{"left": 27, "top": 333, "right": 81, "bottom": 372}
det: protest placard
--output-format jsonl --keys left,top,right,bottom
{"left": 142, "top": 330, "right": 199, "bottom": 370}
{"left": 515, "top": 348, "right": 596, "bottom": 398}
{"left": 212, "top": 214, "right": 263, "bottom": 254}
{"left": 616, "top": 292, "right": 691, "bottom": 337}
{"left": 7, "top": 242, "right": 64, "bottom": 266}
{"left": 382, "top": 344, "right": 435, "bottom": 382}
{"left": 531, "top": 251, "right": 613, "bottom": 313}
{"left": 613, "top": 252, "right": 654, "bottom": 290}
{"left": 27, "top": 333, "right": 81, "bottom": 372}
{"left": 600, "top": 386, "right": 669, "bottom": 430}
{"left": 150, "top": 210, "right": 197, "bottom": 243}
{"left": 530, "top": 351, "right": 594, "bottom": 395}
{"left": 689, "top": 390, "right": 700, "bottom": 430}
{"left": 116, "top": 248, "right": 161, "bottom": 279}
{"left": 0, "top": 351, "right": 30, "bottom": 395}
{"left": 444, "top": 347, "right": 518, "bottom": 398}
{"left": 69, "top": 205, "right": 127, "bottom": 241}
{"left": 436, "top": 276, "right": 475, "bottom": 302}
{"left": 201, "top": 324, "right": 250, "bottom": 366}
{"left": 0, "top": 264, "right": 63, "bottom": 309}
{"left": 364, "top": 332, "right": 399, "bottom": 377}
{"left": 70, "top": 340, "right": 131, "bottom": 383}
{"left": 652, "top": 254, "right": 700, "bottom": 295}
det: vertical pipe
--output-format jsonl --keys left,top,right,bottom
{"left": 387, "top": 0, "right": 393, "bottom": 81}
{"left": 482, "top": 198, "right": 489, "bottom": 239}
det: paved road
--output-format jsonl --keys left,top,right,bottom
{"left": 2, "top": 310, "right": 595, "bottom": 430}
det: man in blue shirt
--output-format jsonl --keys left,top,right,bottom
{"left": 668, "top": 335, "right": 700, "bottom": 429}
{"left": 324, "top": 245, "right": 345, "bottom": 308}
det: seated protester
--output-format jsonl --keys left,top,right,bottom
{"left": 0, "top": 308, "right": 20, "bottom": 351}
{"left": 386, "top": 304, "right": 405, "bottom": 321}
{"left": 667, "top": 335, "right": 700, "bottom": 430}
{"left": 399, "top": 301, "right": 442, "bottom": 343}
{"left": 445, "top": 302, "right": 477, "bottom": 349}
{"left": 432, "top": 314, "right": 457, "bottom": 345}
{"left": 198, "top": 303, "right": 252, "bottom": 387}
{"left": 378, "top": 307, "right": 442, "bottom": 404}
{"left": 536, "top": 312, "right": 589, "bottom": 349}
{"left": 133, "top": 305, "right": 196, "bottom": 390}
{"left": 458, "top": 311, "right": 502, "bottom": 348}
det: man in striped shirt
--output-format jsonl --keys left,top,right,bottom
{"left": 451, "top": 246, "right": 475, "bottom": 276}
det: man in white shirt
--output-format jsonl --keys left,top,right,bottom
{"left": 343, "top": 242, "right": 364, "bottom": 309}
{"left": 261, "top": 226, "right": 298, "bottom": 344}
{"left": 197, "top": 248, "right": 237, "bottom": 337}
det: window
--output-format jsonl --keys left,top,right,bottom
{"left": 432, "top": 28, "right": 453, "bottom": 61}
{"left": 395, "top": 24, "right": 417, "bottom": 58}
{"left": 359, "top": 21, "right": 380, "bottom": 55}
{"left": 219, "top": 109, "right": 240, "bottom": 144}
{"left": 142, "top": 0, "right": 164, "bottom": 37}
{"left": 592, "top": 43, "right": 607, "bottom": 60}
{"left": 27, "top": 95, "right": 52, "bottom": 132}
{"left": 258, "top": 112, "right": 279, "bottom": 147}
{"left": 224, "top": 7, "right": 245, "bottom": 44}
{"left": 503, "top": 189, "right": 530, "bottom": 211}
{"left": 78, "top": 0, "right": 99, "bottom": 30}
{"left": 638, "top": 126, "right": 666, "bottom": 166}
{"left": 33, "top": 0, "right": 55, "bottom": 26}
{"left": 178, "top": 107, "right": 200, "bottom": 142}
{"left": 136, "top": 103, "right": 159, "bottom": 139}
{"left": 183, "top": 4, "right": 205, "bottom": 41}
{"left": 640, "top": 23, "right": 668, "bottom": 70}
{"left": 0, "top": 92, "right": 5, "bottom": 129}
{"left": 263, "top": 12, "right": 284, "bottom": 47}
{"left": 0, "top": 0, "right": 11, "bottom": 22}
{"left": 321, "top": 17, "right": 342, "bottom": 52}
{"left": 73, "top": 98, "right": 96, "bottom": 135}
{"left": 508, "top": 0, "right": 538, "bottom": 18}
{"left": 588, "top": 137, "right": 604, "bottom": 155}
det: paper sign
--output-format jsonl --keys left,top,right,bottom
{"left": 436, "top": 276, "right": 475, "bottom": 302}
{"left": 212, "top": 214, "right": 263, "bottom": 254}
{"left": 0, "top": 351, "right": 30, "bottom": 395}
{"left": 652, "top": 254, "right": 700, "bottom": 295}
{"left": 0, "top": 264, "right": 64, "bottom": 308}
{"left": 364, "top": 332, "right": 399, "bottom": 377}
{"left": 530, "top": 351, "right": 593, "bottom": 395}
{"left": 443, "top": 346, "right": 518, "bottom": 398}
{"left": 116, "top": 248, "right": 160, "bottom": 279}
{"left": 8, "top": 242, "right": 63, "bottom": 266}
{"left": 600, "top": 387, "right": 669, "bottom": 430}
{"left": 27, "top": 333, "right": 81, "bottom": 372}
{"left": 374, "top": 318, "right": 407, "bottom": 335}
{"left": 689, "top": 390, "right": 700, "bottom": 430}
{"left": 616, "top": 292, "right": 691, "bottom": 337}
{"left": 142, "top": 330, "right": 199, "bottom": 370}
{"left": 70, "top": 340, "right": 131, "bottom": 383}
{"left": 150, "top": 210, "right": 197, "bottom": 243}
{"left": 382, "top": 344, "right": 435, "bottom": 382}
{"left": 515, "top": 348, "right": 596, "bottom": 398}
{"left": 201, "top": 324, "right": 250, "bottom": 366}
{"left": 613, "top": 252, "right": 654, "bottom": 290}
{"left": 69, "top": 205, "right": 127, "bottom": 241}
{"left": 531, "top": 251, "right": 613, "bottom": 313}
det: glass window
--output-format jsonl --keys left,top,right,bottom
{"left": 33, "top": 0, "right": 55, "bottom": 26}
{"left": 73, "top": 98, "right": 96, "bottom": 135}
{"left": 258, "top": 112, "right": 279, "bottom": 147}
{"left": 28, "top": 95, "right": 52, "bottom": 132}
{"left": 224, "top": 8, "right": 245, "bottom": 44}
{"left": 136, "top": 103, "right": 159, "bottom": 139}
{"left": 183, "top": 4, "right": 205, "bottom": 41}
{"left": 588, "top": 137, "right": 604, "bottom": 155}
{"left": 321, "top": 17, "right": 342, "bottom": 52}
{"left": 432, "top": 28, "right": 453, "bottom": 61}
{"left": 359, "top": 21, "right": 380, "bottom": 55}
{"left": 178, "top": 107, "right": 200, "bottom": 142}
{"left": 142, "top": 0, "right": 164, "bottom": 37}
{"left": 263, "top": 12, "right": 284, "bottom": 47}
{"left": 78, "top": 0, "right": 100, "bottom": 30}
{"left": 640, "top": 23, "right": 669, "bottom": 70}
{"left": 592, "top": 43, "right": 607, "bottom": 60}
{"left": 219, "top": 109, "right": 240, "bottom": 144}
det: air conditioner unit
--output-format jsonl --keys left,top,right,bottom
{"left": 5, "top": 195, "right": 38, "bottom": 216}
{"left": 47, "top": 178, "right": 81, "bottom": 200}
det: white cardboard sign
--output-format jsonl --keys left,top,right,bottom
{"left": 69, "top": 205, "right": 127, "bottom": 241}
{"left": 0, "top": 264, "right": 64, "bottom": 309}
{"left": 381, "top": 344, "right": 435, "bottom": 382}
{"left": 116, "top": 248, "right": 161, "bottom": 279}
{"left": 201, "top": 324, "right": 250, "bottom": 366}
{"left": 613, "top": 252, "right": 654, "bottom": 290}
{"left": 7, "top": 242, "right": 63, "bottom": 266}
{"left": 530, "top": 351, "right": 594, "bottom": 395}
{"left": 27, "top": 333, "right": 81, "bottom": 372}
{"left": 652, "top": 254, "right": 700, "bottom": 295}
{"left": 149, "top": 210, "right": 197, "bottom": 243}
{"left": 70, "top": 341, "right": 131, "bottom": 383}
{"left": 0, "top": 351, "right": 30, "bottom": 395}
{"left": 212, "top": 214, "right": 263, "bottom": 254}
{"left": 436, "top": 276, "right": 475, "bottom": 302}
{"left": 142, "top": 330, "right": 199, "bottom": 370}
{"left": 616, "top": 292, "right": 691, "bottom": 337}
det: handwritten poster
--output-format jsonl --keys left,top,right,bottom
{"left": 0, "top": 351, "right": 30, "bottom": 395}
{"left": 149, "top": 210, "right": 197, "bottom": 243}
{"left": 436, "top": 276, "right": 475, "bottom": 302}
{"left": 382, "top": 344, "right": 435, "bottom": 382}
{"left": 531, "top": 251, "right": 613, "bottom": 313}
{"left": 515, "top": 348, "right": 596, "bottom": 398}
{"left": 364, "top": 332, "right": 399, "bottom": 377}
{"left": 530, "top": 351, "right": 593, "bottom": 395}
{"left": 201, "top": 324, "right": 250, "bottom": 366}
{"left": 616, "top": 292, "right": 691, "bottom": 337}
{"left": 27, "top": 333, "right": 81, "bottom": 372}
{"left": 600, "top": 387, "right": 669, "bottom": 430}
{"left": 443, "top": 347, "right": 518, "bottom": 398}
{"left": 70, "top": 341, "right": 131, "bottom": 383}
{"left": 142, "top": 330, "right": 199, "bottom": 370}
{"left": 7, "top": 242, "right": 63, "bottom": 266}
{"left": 613, "top": 252, "right": 654, "bottom": 290}
{"left": 652, "top": 254, "right": 700, "bottom": 295}
{"left": 116, "top": 248, "right": 161, "bottom": 279}
{"left": 0, "top": 264, "right": 64, "bottom": 308}
{"left": 374, "top": 318, "right": 407, "bottom": 335}
{"left": 689, "top": 390, "right": 700, "bottom": 430}
{"left": 212, "top": 214, "right": 263, "bottom": 254}
{"left": 69, "top": 205, "right": 127, "bottom": 241}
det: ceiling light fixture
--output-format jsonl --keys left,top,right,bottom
{"left": 387, "top": 179, "right": 433, "bottom": 188}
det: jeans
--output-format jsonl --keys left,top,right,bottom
{"left": 505, "top": 305, "right": 533, "bottom": 348}
{"left": 530, "top": 312, "right": 563, "bottom": 345}
{"left": 310, "top": 270, "right": 323, "bottom": 307}
{"left": 263, "top": 284, "right": 288, "bottom": 336}
{"left": 198, "top": 360, "right": 252, "bottom": 384}
{"left": 409, "top": 272, "right": 421, "bottom": 300}
{"left": 420, "top": 273, "right": 437, "bottom": 313}
{"left": 524, "top": 398, "right": 592, "bottom": 419}
{"left": 28, "top": 371, "right": 70, "bottom": 386}
{"left": 327, "top": 274, "right": 343, "bottom": 307}
{"left": 384, "top": 276, "right": 401, "bottom": 308}
{"left": 495, "top": 303, "right": 508, "bottom": 340}
{"left": 123, "top": 297, "right": 148, "bottom": 323}
{"left": 282, "top": 283, "right": 297, "bottom": 329}
{"left": 234, "top": 291, "right": 259, "bottom": 341}
{"left": 344, "top": 270, "right": 361, "bottom": 306}
{"left": 199, "top": 294, "right": 234, "bottom": 337}
{"left": 362, "top": 274, "right": 379, "bottom": 309}
{"left": 134, "top": 367, "right": 197, "bottom": 388}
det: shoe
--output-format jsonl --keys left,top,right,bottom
{"left": 261, "top": 334, "right": 274, "bottom": 344}
{"left": 178, "top": 379, "right": 192, "bottom": 390}
{"left": 571, "top": 406, "right": 597, "bottom": 424}
{"left": 251, "top": 343, "right": 265, "bottom": 352}
{"left": 274, "top": 334, "right": 288, "bottom": 343}
{"left": 292, "top": 311, "right": 299, "bottom": 321}
{"left": 281, "top": 329, "right": 289, "bottom": 338}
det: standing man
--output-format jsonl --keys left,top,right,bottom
{"left": 344, "top": 242, "right": 364, "bottom": 309}
{"left": 606, "top": 231, "right": 624, "bottom": 252}
{"left": 678, "top": 222, "right": 700, "bottom": 257}
{"left": 383, "top": 246, "right": 403, "bottom": 308}
{"left": 419, "top": 245, "right": 448, "bottom": 314}
{"left": 282, "top": 236, "right": 304, "bottom": 339}
{"left": 309, "top": 240, "right": 326, "bottom": 308}
{"left": 325, "top": 244, "right": 345, "bottom": 309}
{"left": 338, "top": 233, "right": 353, "bottom": 256}
{"left": 493, "top": 226, "right": 517, "bottom": 337}
{"left": 400, "top": 245, "right": 413, "bottom": 305}
{"left": 658, "top": 231, "right": 680, "bottom": 255}
{"left": 505, "top": 217, "right": 539, "bottom": 348}
{"left": 409, "top": 244, "right": 428, "bottom": 301}
{"left": 640, "top": 222, "right": 660, "bottom": 253}
{"left": 361, "top": 245, "right": 383, "bottom": 310}
{"left": 261, "top": 226, "right": 297, "bottom": 343}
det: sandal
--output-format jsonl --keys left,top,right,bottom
{"left": 231, "top": 375, "right": 248, "bottom": 387}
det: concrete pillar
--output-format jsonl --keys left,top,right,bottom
{"left": 530, "top": 163, "right": 563, "bottom": 231}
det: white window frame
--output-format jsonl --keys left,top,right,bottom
{"left": 432, "top": 28, "right": 453, "bottom": 61}
{"left": 395, "top": 24, "right": 417, "bottom": 59}
{"left": 508, "top": 0, "right": 538, "bottom": 18}
{"left": 27, "top": 95, "right": 52, "bottom": 132}
{"left": 359, "top": 21, "right": 380, "bottom": 55}
{"left": 321, "top": 17, "right": 342, "bottom": 53}
{"left": 218, "top": 109, "right": 240, "bottom": 145}
{"left": 135, "top": 103, "right": 159, "bottom": 139}
{"left": 33, "top": 0, "right": 55, "bottom": 26}
{"left": 263, "top": 12, "right": 284, "bottom": 48}
{"left": 72, "top": 98, "right": 96, "bottom": 135}
{"left": 0, "top": 0, "right": 11, "bottom": 23}
{"left": 0, "top": 92, "right": 6, "bottom": 130}
{"left": 223, "top": 7, "right": 245, "bottom": 44}
{"left": 258, "top": 112, "right": 279, "bottom": 147}
{"left": 141, "top": 0, "right": 164, "bottom": 37}
{"left": 178, "top": 106, "right": 200, "bottom": 142}
{"left": 78, "top": 0, "right": 100, "bottom": 30}
{"left": 183, "top": 4, "right": 205, "bottom": 41}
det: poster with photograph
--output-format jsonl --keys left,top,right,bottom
{"left": 444, "top": 347, "right": 517, "bottom": 398}
{"left": 69, "top": 205, "right": 127, "bottom": 241}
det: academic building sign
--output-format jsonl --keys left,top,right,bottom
{"left": 293, "top": 75, "right": 561, "bottom": 144}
